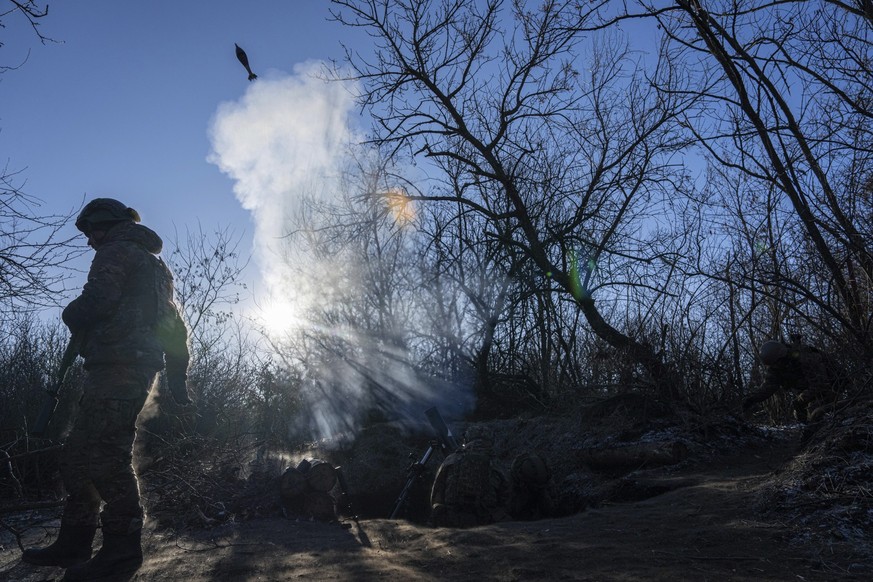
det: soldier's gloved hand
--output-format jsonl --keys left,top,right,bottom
{"left": 167, "top": 371, "right": 193, "bottom": 406}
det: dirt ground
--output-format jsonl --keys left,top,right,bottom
{"left": 3, "top": 435, "right": 871, "bottom": 582}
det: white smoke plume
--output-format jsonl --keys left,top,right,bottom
{"left": 208, "top": 62, "right": 474, "bottom": 440}
{"left": 208, "top": 61, "right": 357, "bottom": 324}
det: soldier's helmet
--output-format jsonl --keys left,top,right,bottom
{"left": 759, "top": 340, "right": 788, "bottom": 366}
{"left": 463, "top": 425, "right": 494, "bottom": 452}
{"left": 511, "top": 452, "right": 551, "bottom": 487}
{"left": 76, "top": 198, "right": 141, "bottom": 234}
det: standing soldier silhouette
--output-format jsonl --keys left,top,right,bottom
{"left": 22, "top": 198, "right": 191, "bottom": 580}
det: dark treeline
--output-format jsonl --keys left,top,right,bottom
{"left": 1, "top": 0, "right": 871, "bottom": 501}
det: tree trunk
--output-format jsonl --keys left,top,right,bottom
{"left": 576, "top": 295, "right": 682, "bottom": 401}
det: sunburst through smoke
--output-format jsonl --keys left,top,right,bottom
{"left": 207, "top": 61, "right": 355, "bottom": 330}
{"left": 207, "top": 62, "right": 474, "bottom": 440}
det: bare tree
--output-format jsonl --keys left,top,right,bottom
{"left": 0, "top": 1, "right": 51, "bottom": 46}
{"left": 0, "top": 169, "right": 81, "bottom": 322}
{"left": 1, "top": 0, "right": 54, "bottom": 74}
{"left": 416, "top": 201, "right": 527, "bottom": 397}
{"left": 1, "top": 1, "right": 79, "bottom": 320}
{"left": 161, "top": 225, "right": 254, "bottom": 432}
{"left": 646, "top": 0, "right": 872, "bottom": 352}
{"left": 330, "top": 0, "right": 698, "bottom": 398}
{"left": 276, "top": 161, "right": 429, "bottom": 426}
{"left": 166, "top": 224, "right": 247, "bottom": 347}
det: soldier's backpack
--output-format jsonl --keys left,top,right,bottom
{"left": 150, "top": 255, "right": 188, "bottom": 361}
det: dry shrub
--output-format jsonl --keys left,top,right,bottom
{"left": 140, "top": 433, "right": 286, "bottom": 530}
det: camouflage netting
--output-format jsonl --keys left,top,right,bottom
{"left": 304, "top": 395, "right": 781, "bottom": 520}
{"left": 456, "top": 395, "right": 778, "bottom": 514}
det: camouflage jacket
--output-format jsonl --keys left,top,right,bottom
{"left": 746, "top": 343, "right": 836, "bottom": 406}
{"left": 62, "top": 222, "right": 189, "bottom": 373}
{"left": 431, "top": 448, "right": 509, "bottom": 521}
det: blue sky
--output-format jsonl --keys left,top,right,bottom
{"left": 1, "top": 1, "right": 367, "bottom": 322}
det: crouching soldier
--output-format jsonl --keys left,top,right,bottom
{"left": 508, "top": 452, "right": 554, "bottom": 521}
{"left": 430, "top": 427, "right": 510, "bottom": 528}
{"left": 743, "top": 339, "right": 840, "bottom": 431}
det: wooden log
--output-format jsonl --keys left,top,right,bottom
{"left": 306, "top": 460, "right": 338, "bottom": 492}
{"left": 577, "top": 441, "right": 688, "bottom": 471}
{"left": 280, "top": 466, "right": 308, "bottom": 500}
{"left": 302, "top": 491, "right": 337, "bottom": 521}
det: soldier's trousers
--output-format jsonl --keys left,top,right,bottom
{"left": 796, "top": 388, "right": 839, "bottom": 424}
{"left": 60, "top": 365, "right": 157, "bottom": 535}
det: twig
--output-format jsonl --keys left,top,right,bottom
{"left": 174, "top": 537, "right": 268, "bottom": 553}
{"left": 0, "top": 449, "right": 23, "bottom": 498}
{"left": 0, "top": 499, "right": 64, "bottom": 514}
{"left": 2, "top": 445, "right": 63, "bottom": 463}
{"left": 0, "top": 517, "right": 25, "bottom": 551}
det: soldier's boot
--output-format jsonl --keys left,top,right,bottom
{"left": 21, "top": 523, "right": 96, "bottom": 568}
{"left": 62, "top": 529, "right": 142, "bottom": 581}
